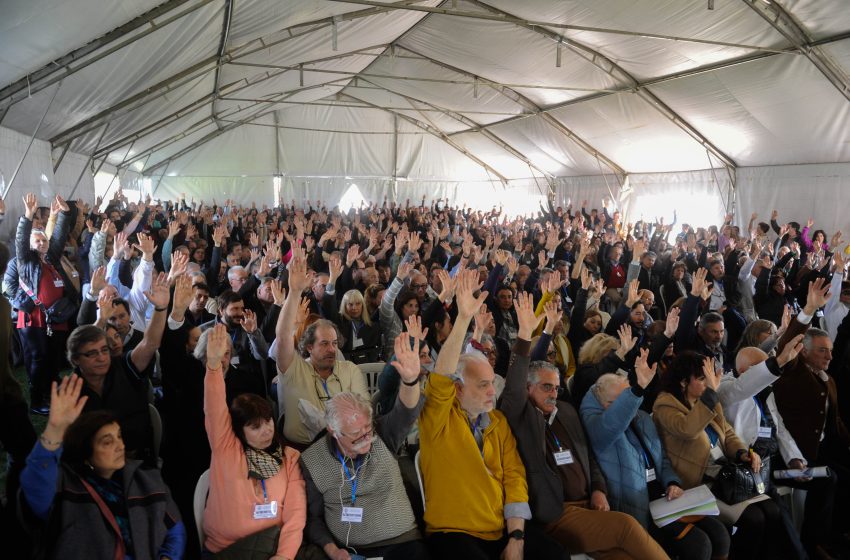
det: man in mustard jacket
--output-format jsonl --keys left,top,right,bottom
{"left": 418, "top": 269, "right": 567, "bottom": 560}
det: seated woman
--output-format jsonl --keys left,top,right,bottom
{"left": 323, "top": 256, "right": 381, "bottom": 364}
{"left": 581, "top": 351, "right": 728, "bottom": 560}
{"left": 377, "top": 316, "right": 433, "bottom": 417}
{"left": 653, "top": 351, "right": 788, "bottom": 560}
{"left": 203, "top": 323, "right": 306, "bottom": 559}
{"left": 21, "top": 375, "right": 185, "bottom": 559}
{"left": 379, "top": 261, "right": 419, "bottom": 361}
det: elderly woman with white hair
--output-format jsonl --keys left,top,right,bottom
{"left": 299, "top": 331, "right": 429, "bottom": 560}
{"left": 581, "top": 350, "right": 730, "bottom": 560}
{"left": 322, "top": 255, "right": 382, "bottom": 363}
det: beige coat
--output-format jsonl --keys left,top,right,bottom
{"left": 652, "top": 391, "right": 746, "bottom": 489}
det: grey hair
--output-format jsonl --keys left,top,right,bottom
{"left": 325, "top": 392, "right": 373, "bottom": 434}
{"left": 193, "top": 327, "right": 233, "bottom": 363}
{"left": 699, "top": 312, "right": 724, "bottom": 330}
{"left": 227, "top": 265, "right": 246, "bottom": 281}
{"left": 527, "top": 360, "right": 557, "bottom": 386}
{"left": 589, "top": 372, "right": 628, "bottom": 404}
{"left": 803, "top": 328, "right": 830, "bottom": 350}
{"left": 452, "top": 351, "right": 489, "bottom": 385}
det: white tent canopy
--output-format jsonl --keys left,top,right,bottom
{"left": 2, "top": 0, "right": 850, "bottom": 237}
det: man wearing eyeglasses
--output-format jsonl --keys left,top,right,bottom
{"left": 499, "top": 292, "right": 666, "bottom": 559}
{"left": 418, "top": 270, "right": 567, "bottom": 560}
{"left": 299, "top": 332, "right": 429, "bottom": 560}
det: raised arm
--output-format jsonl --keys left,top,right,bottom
{"left": 274, "top": 250, "right": 314, "bottom": 374}
{"left": 129, "top": 272, "right": 170, "bottom": 372}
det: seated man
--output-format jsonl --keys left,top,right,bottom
{"left": 501, "top": 293, "right": 668, "bottom": 559}
{"left": 418, "top": 269, "right": 567, "bottom": 560}
{"left": 300, "top": 332, "right": 429, "bottom": 560}
{"left": 200, "top": 290, "right": 269, "bottom": 397}
{"left": 275, "top": 250, "right": 369, "bottom": 446}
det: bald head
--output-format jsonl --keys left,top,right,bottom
{"left": 736, "top": 346, "right": 768, "bottom": 374}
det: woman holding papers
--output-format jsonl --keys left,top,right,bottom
{"left": 582, "top": 349, "right": 729, "bottom": 560}
{"left": 653, "top": 351, "right": 789, "bottom": 560}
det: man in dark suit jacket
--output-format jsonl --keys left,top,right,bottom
{"left": 498, "top": 294, "right": 668, "bottom": 559}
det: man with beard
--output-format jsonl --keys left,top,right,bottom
{"left": 275, "top": 251, "right": 369, "bottom": 447}
{"left": 200, "top": 290, "right": 269, "bottom": 397}
{"left": 299, "top": 332, "right": 429, "bottom": 560}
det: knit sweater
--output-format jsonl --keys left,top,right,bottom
{"left": 203, "top": 365, "right": 307, "bottom": 558}
{"left": 419, "top": 372, "right": 530, "bottom": 540}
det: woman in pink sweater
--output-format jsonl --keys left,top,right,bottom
{"left": 202, "top": 323, "right": 306, "bottom": 559}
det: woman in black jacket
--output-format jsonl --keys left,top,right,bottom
{"left": 2, "top": 193, "right": 77, "bottom": 414}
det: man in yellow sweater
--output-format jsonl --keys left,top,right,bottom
{"left": 418, "top": 269, "right": 568, "bottom": 560}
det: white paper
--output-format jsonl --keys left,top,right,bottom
{"left": 649, "top": 485, "right": 719, "bottom": 528}
{"left": 773, "top": 466, "right": 830, "bottom": 480}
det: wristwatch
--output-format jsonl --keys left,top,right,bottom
{"left": 507, "top": 529, "right": 525, "bottom": 541}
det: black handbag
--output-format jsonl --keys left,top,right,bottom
{"left": 711, "top": 455, "right": 771, "bottom": 504}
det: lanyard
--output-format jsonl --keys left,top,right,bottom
{"left": 545, "top": 423, "right": 563, "bottom": 451}
{"left": 705, "top": 425, "right": 720, "bottom": 447}
{"left": 336, "top": 450, "right": 362, "bottom": 505}
{"left": 469, "top": 415, "right": 482, "bottom": 437}
{"left": 321, "top": 380, "right": 331, "bottom": 398}
{"left": 753, "top": 396, "right": 768, "bottom": 427}
{"left": 260, "top": 479, "right": 268, "bottom": 503}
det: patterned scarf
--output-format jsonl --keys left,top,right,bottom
{"left": 245, "top": 443, "right": 284, "bottom": 480}
{"left": 83, "top": 471, "right": 133, "bottom": 555}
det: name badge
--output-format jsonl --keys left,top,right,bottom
{"left": 710, "top": 444, "right": 724, "bottom": 461}
{"left": 646, "top": 468, "right": 657, "bottom": 482}
{"left": 253, "top": 500, "right": 278, "bottom": 519}
{"left": 231, "top": 355, "right": 241, "bottom": 366}
{"left": 757, "top": 426, "right": 772, "bottom": 439}
{"left": 53, "top": 279, "right": 65, "bottom": 288}
{"left": 554, "top": 450, "right": 574, "bottom": 465}
{"left": 341, "top": 506, "right": 363, "bottom": 523}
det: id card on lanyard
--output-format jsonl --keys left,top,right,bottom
{"left": 337, "top": 450, "right": 364, "bottom": 523}
{"left": 753, "top": 397, "right": 772, "bottom": 439}
{"left": 253, "top": 480, "right": 278, "bottom": 520}
{"left": 547, "top": 424, "right": 574, "bottom": 465}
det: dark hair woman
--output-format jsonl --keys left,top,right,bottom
{"left": 20, "top": 375, "right": 185, "bottom": 559}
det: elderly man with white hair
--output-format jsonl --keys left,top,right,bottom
{"left": 500, "top": 293, "right": 668, "bottom": 560}
{"left": 299, "top": 331, "right": 428, "bottom": 560}
{"left": 418, "top": 269, "right": 567, "bottom": 560}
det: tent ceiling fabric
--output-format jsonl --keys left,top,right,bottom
{"left": 1, "top": 0, "right": 849, "bottom": 185}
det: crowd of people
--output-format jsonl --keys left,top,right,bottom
{"left": 0, "top": 188, "right": 848, "bottom": 560}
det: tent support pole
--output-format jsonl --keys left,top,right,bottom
{"left": 392, "top": 114, "right": 398, "bottom": 183}
{"left": 68, "top": 122, "right": 111, "bottom": 199}
{"left": 52, "top": 142, "right": 71, "bottom": 174}
{"left": 152, "top": 162, "right": 171, "bottom": 196}
{"left": 2, "top": 81, "right": 62, "bottom": 200}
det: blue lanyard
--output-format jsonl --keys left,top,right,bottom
{"left": 469, "top": 415, "right": 482, "bottom": 437}
{"left": 545, "top": 423, "right": 563, "bottom": 451}
{"left": 753, "top": 397, "right": 771, "bottom": 429}
{"left": 705, "top": 425, "right": 720, "bottom": 447}
{"left": 336, "top": 450, "right": 362, "bottom": 505}
{"left": 321, "top": 380, "right": 331, "bottom": 398}
{"left": 260, "top": 479, "right": 268, "bottom": 503}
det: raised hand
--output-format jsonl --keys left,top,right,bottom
{"left": 396, "top": 261, "right": 413, "bottom": 281}
{"left": 96, "top": 290, "right": 115, "bottom": 321}
{"left": 690, "top": 267, "right": 711, "bottom": 298}
{"left": 391, "top": 332, "right": 422, "bottom": 384}
{"left": 287, "top": 253, "right": 313, "bottom": 294}
{"left": 625, "top": 278, "right": 641, "bottom": 307}
{"left": 580, "top": 268, "right": 593, "bottom": 290}
{"left": 664, "top": 307, "right": 680, "bottom": 338}
{"left": 634, "top": 347, "right": 657, "bottom": 389}
{"left": 249, "top": 232, "right": 260, "bottom": 248}
{"left": 134, "top": 232, "right": 156, "bottom": 262}
{"left": 472, "top": 305, "right": 493, "bottom": 340}
{"left": 615, "top": 324, "right": 637, "bottom": 359}
{"left": 346, "top": 244, "right": 361, "bottom": 267}
{"left": 514, "top": 291, "right": 539, "bottom": 340}
{"left": 212, "top": 224, "right": 228, "bottom": 247}
{"left": 702, "top": 357, "right": 721, "bottom": 391}
{"left": 804, "top": 277, "right": 832, "bottom": 314}
{"left": 270, "top": 279, "right": 286, "bottom": 306}
{"left": 55, "top": 195, "right": 70, "bottom": 213}
{"left": 543, "top": 299, "right": 563, "bottom": 334}
{"left": 89, "top": 266, "right": 107, "bottom": 296}
{"left": 404, "top": 314, "right": 429, "bottom": 342}
{"left": 546, "top": 270, "right": 565, "bottom": 294}
{"left": 23, "top": 192, "right": 38, "bottom": 219}
{"left": 144, "top": 272, "right": 171, "bottom": 310}
{"left": 455, "top": 268, "right": 488, "bottom": 319}
{"left": 776, "top": 333, "right": 805, "bottom": 368}
{"left": 172, "top": 274, "right": 193, "bottom": 313}
{"left": 241, "top": 309, "right": 258, "bottom": 333}
{"left": 328, "top": 254, "right": 344, "bottom": 285}
{"left": 168, "top": 221, "right": 181, "bottom": 239}
{"left": 537, "top": 249, "right": 549, "bottom": 270}
{"left": 408, "top": 232, "right": 423, "bottom": 253}
{"left": 169, "top": 251, "right": 189, "bottom": 280}
{"left": 45, "top": 375, "right": 88, "bottom": 436}
{"left": 205, "top": 323, "right": 228, "bottom": 369}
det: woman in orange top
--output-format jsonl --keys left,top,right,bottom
{"left": 202, "top": 323, "right": 306, "bottom": 559}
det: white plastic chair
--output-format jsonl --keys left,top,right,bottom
{"left": 193, "top": 469, "right": 211, "bottom": 549}
{"left": 357, "top": 362, "right": 385, "bottom": 397}
{"left": 414, "top": 450, "right": 426, "bottom": 512}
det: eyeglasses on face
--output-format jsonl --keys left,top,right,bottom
{"left": 537, "top": 382, "right": 561, "bottom": 394}
{"left": 410, "top": 283, "right": 428, "bottom": 290}
{"left": 339, "top": 425, "right": 374, "bottom": 445}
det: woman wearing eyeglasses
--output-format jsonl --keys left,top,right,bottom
{"left": 203, "top": 323, "right": 306, "bottom": 559}
{"left": 20, "top": 375, "right": 186, "bottom": 559}
{"left": 65, "top": 271, "right": 172, "bottom": 463}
